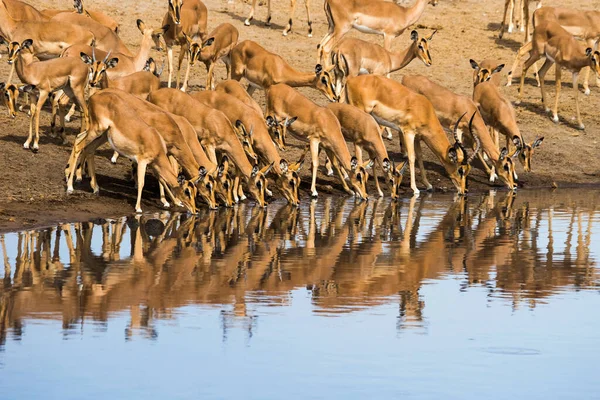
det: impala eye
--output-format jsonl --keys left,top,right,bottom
{"left": 184, "top": 189, "right": 191, "bottom": 196}
{"left": 504, "top": 165, "right": 509, "bottom": 171}
{"left": 321, "top": 77, "right": 327, "bottom": 84}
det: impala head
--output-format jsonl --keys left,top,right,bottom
{"left": 213, "top": 156, "right": 235, "bottom": 207}
{"left": 447, "top": 112, "right": 480, "bottom": 195}
{"left": 314, "top": 64, "right": 338, "bottom": 102}
{"left": 4, "top": 38, "right": 34, "bottom": 65}
{"left": 249, "top": 163, "right": 275, "bottom": 208}
{"left": 348, "top": 157, "right": 372, "bottom": 200}
{"left": 519, "top": 136, "right": 544, "bottom": 172}
{"left": 174, "top": 174, "right": 198, "bottom": 214}
{"left": 168, "top": 0, "right": 183, "bottom": 25}
{"left": 0, "top": 82, "right": 19, "bottom": 118}
{"left": 73, "top": 0, "right": 85, "bottom": 13}
{"left": 410, "top": 30, "right": 436, "bottom": 67}
{"left": 331, "top": 51, "right": 350, "bottom": 100}
{"left": 186, "top": 34, "right": 215, "bottom": 64}
{"left": 234, "top": 120, "right": 258, "bottom": 163}
{"left": 585, "top": 48, "right": 600, "bottom": 77}
{"left": 81, "top": 48, "right": 118, "bottom": 88}
{"left": 266, "top": 115, "right": 296, "bottom": 151}
{"left": 194, "top": 166, "right": 218, "bottom": 210}
{"left": 138, "top": 20, "right": 168, "bottom": 52}
{"left": 278, "top": 147, "right": 308, "bottom": 206}
{"left": 470, "top": 59, "right": 505, "bottom": 87}
{"left": 495, "top": 146, "right": 520, "bottom": 191}
{"left": 383, "top": 158, "right": 409, "bottom": 200}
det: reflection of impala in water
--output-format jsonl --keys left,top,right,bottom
{"left": 1, "top": 191, "right": 599, "bottom": 342}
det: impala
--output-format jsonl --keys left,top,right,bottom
{"left": 229, "top": 40, "right": 337, "bottom": 100}
{"left": 266, "top": 83, "right": 370, "bottom": 199}
{"left": 243, "top": 0, "right": 313, "bottom": 37}
{"left": 345, "top": 75, "right": 479, "bottom": 195}
{"left": 317, "top": 0, "right": 438, "bottom": 63}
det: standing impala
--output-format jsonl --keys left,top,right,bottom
{"left": 160, "top": 0, "right": 208, "bottom": 89}
{"left": 190, "top": 90, "right": 303, "bottom": 205}
{"left": 401, "top": 74, "right": 519, "bottom": 190}
{"left": 266, "top": 83, "right": 370, "bottom": 199}
{"left": 345, "top": 75, "right": 479, "bottom": 195}
{"left": 317, "top": 0, "right": 438, "bottom": 63}
{"left": 331, "top": 29, "right": 435, "bottom": 97}
{"left": 243, "top": 0, "right": 313, "bottom": 37}
{"left": 147, "top": 88, "right": 272, "bottom": 207}
{"left": 470, "top": 60, "right": 543, "bottom": 173}
{"left": 4, "top": 39, "right": 89, "bottom": 151}
{"left": 514, "top": 21, "right": 600, "bottom": 130}
{"left": 65, "top": 91, "right": 198, "bottom": 214}
{"left": 229, "top": 40, "right": 338, "bottom": 100}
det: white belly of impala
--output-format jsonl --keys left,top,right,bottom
{"left": 352, "top": 23, "right": 383, "bottom": 35}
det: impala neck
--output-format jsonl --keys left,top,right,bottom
{"left": 389, "top": 41, "right": 419, "bottom": 72}
{"left": 255, "top": 135, "right": 283, "bottom": 174}
{"left": 404, "top": 0, "right": 430, "bottom": 27}
{"left": 15, "top": 51, "right": 34, "bottom": 84}
{"left": 101, "top": 72, "right": 112, "bottom": 89}
{"left": 226, "top": 136, "right": 255, "bottom": 180}
{"left": 471, "top": 115, "right": 499, "bottom": 161}
{"left": 132, "top": 33, "right": 154, "bottom": 71}
{"left": 282, "top": 70, "right": 317, "bottom": 88}
{"left": 421, "top": 124, "right": 456, "bottom": 172}
{"left": 570, "top": 51, "right": 593, "bottom": 72}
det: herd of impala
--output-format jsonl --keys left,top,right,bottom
{"left": 0, "top": 0, "right": 599, "bottom": 214}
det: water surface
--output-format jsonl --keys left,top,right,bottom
{"left": 1, "top": 190, "right": 599, "bottom": 399}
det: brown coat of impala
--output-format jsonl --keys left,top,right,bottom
{"left": 401, "top": 74, "right": 518, "bottom": 191}
{"left": 317, "top": 0, "right": 437, "bottom": 62}
{"left": 215, "top": 80, "right": 263, "bottom": 116}
{"left": 65, "top": 91, "right": 197, "bottom": 214}
{"left": 345, "top": 75, "right": 477, "bottom": 195}
{"left": 229, "top": 40, "right": 338, "bottom": 101}
{"left": 266, "top": 83, "right": 369, "bottom": 199}
{"left": 147, "top": 88, "right": 271, "bottom": 207}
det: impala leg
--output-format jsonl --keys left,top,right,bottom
{"left": 167, "top": 46, "right": 174, "bottom": 88}
{"left": 65, "top": 103, "right": 76, "bottom": 122}
{"left": 404, "top": 131, "right": 419, "bottom": 195}
{"left": 551, "top": 65, "right": 561, "bottom": 124}
{"left": 309, "top": 138, "right": 320, "bottom": 197}
{"left": 206, "top": 62, "right": 216, "bottom": 90}
{"left": 176, "top": 43, "right": 188, "bottom": 90}
{"left": 500, "top": 0, "right": 510, "bottom": 38}
{"left": 244, "top": 0, "right": 257, "bottom": 25}
{"left": 537, "top": 58, "right": 553, "bottom": 112}
{"left": 374, "top": 159, "right": 384, "bottom": 198}
{"left": 305, "top": 0, "right": 312, "bottom": 37}
{"left": 283, "top": 0, "right": 297, "bottom": 36}
{"left": 159, "top": 183, "right": 170, "bottom": 208}
{"left": 224, "top": 56, "right": 232, "bottom": 80}
{"left": 31, "top": 91, "right": 49, "bottom": 152}
{"left": 233, "top": 175, "right": 241, "bottom": 203}
{"left": 572, "top": 72, "right": 584, "bottom": 130}
{"left": 266, "top": 0, "right": 272, "bottom": 26}
{"left": 508, "top": 0, "right": 515, "bottom": 33}
{"left": 111, "top": 151, "right": 119, "bottom": 164}
{"left": 24, "top": 101, "right": 35, "bottom": 150}
{"left": 135, "top": 160, "right": 148, "bottom": 213}
{"left": 324, "top": 156, "right": 334, "bottom": 176}
{"left": 56, "top": 101, "right": 66, "bottom": 144}
{"left": 181, "top": 56, "right": 192, "bottom": 92}
{"left": 507, "top": 41, "right": 533, "bottom": 86}
{"left": 517, "top": 55, "right": 538, "bottom": 104}
{"left": 327, "top": 149, "right": 352, "bottom": 195}
{"left": 414, "top": 139, "right": 432, "bottom": 191}
{"left": 237, "top": 175, "right": 246, "bottom": 201}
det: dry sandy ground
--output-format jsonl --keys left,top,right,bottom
{"left": 1, "top": 0, "right": 600, "bottom": 231}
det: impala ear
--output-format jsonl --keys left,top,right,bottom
{"left": 80, "top": 52, "right": 93, "bottom": 64}
{"left": 469, "top": 59, "right": 479, "bottom": 71}
{"left": 0, "top": 36, "right": 7, "bottom": 45}
{"left": 251, "top": 164, "right": 259, "bottom": 177}
{"left": 533, "top": 136, "right": 544, "bottom": 148}
{"left": 198, "top": 166, "right": 207, "bottom": 178}
{"left": 499, "top": 147, "right": 508, "bottom": 160}
{"left": 20, "top": 84, "right": 36, "bottom": 94}
{"left": 177, "top": 174, "right": 186, "bottom": 185}
{"left": 493, "top": 64, "right": 505, "bottom": 74}
{"left": 512, "top": 136, "right": 522, "bottom": 149}
{"left": 107, "top": 58, "right": 119, "bottom": 68}
{"left": 266, "top": 116, "right": 275, "bottom": 126}
{"left": 260, "top": 162, "right": 275, "bottom": 175}
{"left": 136, "top": 19, "right": 146, "bottom": 32}
{"left": 0, "top": 83, "right": 4, "bottom": 91}
{"left": 586, "top": 47, "right": 593, "bottom": 57}
{"left": 286, "top": 116, "right": 297, "bottom": 126}
{"left": 315, "top": 64, "right": 323, "bottom": 75}
{"left": 203, "top": 37, "right": 215, "bottom": 47}
{"left": 397, "top": 160, "right": 409, "bottom": 175}
{"left": 161, "top": 24, "right": 170, "bottom": 34}
{"left": 382, "top": 158, "right": 391, "bottom": 172}
{"left": 350, "top": 156, "right": 358, "bottom": 171}
{"left": 22, "top": 39, "right": 33, "bottom": 49}
{"left": 280, "top": 159, "right": 289, "bottom": 174}
{"left": 448, "top": 147, "right": 458, "bottom": 163}
{"left": 410, "top": 30, "right": 418, "bottom": 41}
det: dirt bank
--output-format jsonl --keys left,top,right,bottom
{"left": 1, "top": 0, "right": 600, "bottom": 232}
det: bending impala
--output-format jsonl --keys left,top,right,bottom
{"left": 331, "top": 29, "right": 435, "bottom": 97}
{"left": 266, "top": 83, "right": 370, "bottom": 199}
{"left": 326, "top": 103, "right": 407, "bottom": 199}
{"left": 181, "top": 23, "right": 238, "bottom": 91}
{"left": 470, "top": 60, "right": 543, "bottom": 173}
{"left": 514, "top": 21, "right": 600, "bottom": 130}
{"left": 229, "top": 40, "right": 337, "bottom": 100}
{"left": 5, "top": 38, "right": 89, "bottom": 150}
{"left": 147, "top": 88, "right": 272, "bottom": 207}
{"left": 317, "top": 0, "right": 438, "bottom": 62}
{"left": 65, "top": 91, "right": 197, "bottom": 214}
{"left": 190, "top": 90, "right": 303, "bottom": 205}
{"left": 160, "top": 0, "right": 208, "bottom": 88}
{"left": 401, "top": 74, "right": 519, "bottom": 190}
{"left": 345, "top": 75, "right": 479, "bottom": 195}
{"left": 215, "top": 79, "right": 263, "bottom": 115}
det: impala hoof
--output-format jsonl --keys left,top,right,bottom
{"left": 135, "top": 208, "right": 143, "bottom": 214}
{"left": 426, "top": 185, "right": 433, "bottom": 192}
{"left": 240, "top": 194, "right": 247, "bottom": 201}
{"left": 514, "top": 100, "right": 521, "bottom": 105}
{"left": 93, "top": 188, "right": 100, "bottom": 195}
{"left": 577, "top": 123, "right": 585, "bottom": 131}
{"left": 311, "top": 191, "right": 318, "bottom": 198}
{"left": 23, "top": 142, "right": 30, "bottom": 149}
{"left": 282, "top": 31, "right": 288, "bottom": 36}
{"left": 162, "top": 201, "right": 171, "bottom": 208}
{"left": 326, "top": 169, "right": 334, "bottom": 177}
{"left": 584, "top": 88, "right": 591, "bottom": 96}
{"left": 66, "top": 188, "right": 74, "bottom": 195}
{"left": 244, "top": 19, "right": 251, "bottom": 26}
{"left": 32, "top": 147, "right": 38, "bottom": 154}
{"left": 65, "top": 115, "right": 72, "bottom": 122}
{"left": 552, "top": 115, "right": 559, "bottom": 124}
{"left": 308, "top": 33, "right": 313, "bottom": 38}
{"left": 489, "top": 173, "right": 498, "bottom": 183}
